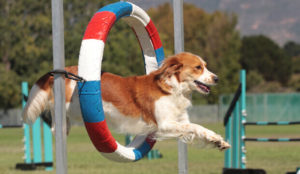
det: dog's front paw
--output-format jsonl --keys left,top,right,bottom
{"left": 216, "top": 139, "right": 230, "bottom": 151}
{"left": 207, "top": 134, "right": 230, "bottom": 151}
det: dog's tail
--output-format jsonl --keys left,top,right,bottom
{"left": 22, "top": 74, "right": 53, "bottom": 124}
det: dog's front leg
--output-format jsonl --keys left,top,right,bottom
{"left": 156, "top": 121, "right": 230, "bottom": 150}
{"left": 177, "top": 112, "right": 230, "bottom": 150}
{"left": 154, "top": 104, "right": 229, "bottom": 150}
{"left": 155, "top": 121, "right": 196, "bottom": 143}
{"left": 188, "top": 123, "right": 230, "bottom": 150}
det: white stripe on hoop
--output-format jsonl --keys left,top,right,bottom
{"left": 124, "top": 17, "right": 158, "bottom": 74}
{"left": 129, "top": 3, "right": 159, "bottom": 73}
{"left": 101, "top": 142, "right": 136, "bottom": 162}
{"left": 78, "top": 39, "right": 105, "bottom": 81}
{"left": 129, "top": 3, "right": 150, "bottom": 27}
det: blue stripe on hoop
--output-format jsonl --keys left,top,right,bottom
{"left": 133, "top": 141, "right": 151, "bottom": 160}
{"left": 78, "top": 81, "right": 105, "bottom": 123}
{"left": 155, "top": 47, "right": 165, "bottom": 66}
{"left": 97, "top": 2, "right": 132, "bottom": 21}
{"left": 0, "top": 124, "right": 2, "bottom": 128}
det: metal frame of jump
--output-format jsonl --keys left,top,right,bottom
{"left": 0, "top": 82, "right": 53, "bottom": 171}
{"left": 173, "top": 0, "right": 188, "bottom": 173}
{"left": 223, "top": 70, "right": 300, "bottom": 172}
{"left": 77, "top": 1, "right": 164, "bottom": 162}
{"left": 51, "top": 0, "right": 187, "bottom": 173}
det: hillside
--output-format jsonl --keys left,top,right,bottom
{"left": 128, "top": 0, "right": 300, "bottom": 45}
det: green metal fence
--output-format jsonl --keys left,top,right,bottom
{"left": 220, "top": 93, "right": 300, "bottom": 122}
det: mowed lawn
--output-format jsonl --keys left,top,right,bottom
{"left": 0, "top": 123, "right": 299, "bottom": 174}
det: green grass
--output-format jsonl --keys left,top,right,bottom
{"left": 0, "top": 123, "right": 299, "bottom": 174}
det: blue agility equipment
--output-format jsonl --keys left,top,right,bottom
{"left": 223, "top": 70, "right": 300, "bottom": 173}
{"left": 14, "top": 82, "right": 53, "bottom": 171}
{"left": 244, "top": 121, "right": 300, "bottom": 125}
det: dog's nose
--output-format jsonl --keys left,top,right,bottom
{"left": 213, "top": 76, "right": 218, "bottom": 83}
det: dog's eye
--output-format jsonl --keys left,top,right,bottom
{"left": 195, "top": 66, "right": 202, "bottom": 70}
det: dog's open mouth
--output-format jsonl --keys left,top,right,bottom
{"left": 194, "top": 80, "right": 210, "bottom": 93}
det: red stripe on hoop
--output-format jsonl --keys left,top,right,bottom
{"left": 84, "top": 121, "right": 117, "bottom": 153}
{"left": 145, "top": 134, "right": 156, "bottom": 148}
{"left": 83, "top": 11, "right": 116, "bottom": 42}
{"left": 145, "top": 20, "right": 162, "bottom": 49}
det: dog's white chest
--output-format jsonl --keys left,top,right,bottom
{"left": 154, "top": 94, "right": 191, "bottom": 123}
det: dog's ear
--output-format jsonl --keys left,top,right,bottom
{"left": 154, "top": 56, "right": 183, "bottom": 79}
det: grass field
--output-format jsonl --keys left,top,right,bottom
{"left": 0, "top": 123, "right": 299, "bottom": 174}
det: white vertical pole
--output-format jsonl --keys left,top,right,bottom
{"left": 51, "top": 0, "right": 67, "bottom": 173}
{"left": 173, "top": 1, "right": 188, "bottom": 174}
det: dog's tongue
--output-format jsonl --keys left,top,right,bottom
{"left": 198, "top": 83, "right": 210, "bottom": 92}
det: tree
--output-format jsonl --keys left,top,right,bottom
{"left": 0, "top": 64, "right": 21, "bottom": 109}
{"left": 283, "top": 41, "right": 300, "bottom": 73}
{"left": 0, "top": 0, "right": 53, "bottom": 108}
{"left": 283, "top": 41, "right": 300, "bottom": 58}
{"left": 283, "top": 41, "right": 300, "bottom": 91}
{"left": 1, "top": 1, "right": 242, "bottom": 108}
{"left": 0, "top": 0, "right": 143, "bottom": 109}
{"left": 240, "top": 35, "right": 292, "bottom": 85}
{"left": 63, "top": 0, "right": 144, "bottom": 76}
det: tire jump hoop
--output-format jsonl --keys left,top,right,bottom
{"left": 77, "top": 2, "right": 165, "bottom": 162}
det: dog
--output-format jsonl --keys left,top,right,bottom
{"left": 22, "top": 52, "right": 230, "bottom": 150}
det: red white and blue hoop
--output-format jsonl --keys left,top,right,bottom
{"left": 77, "top": 2, "right": 164, "bottom": 162}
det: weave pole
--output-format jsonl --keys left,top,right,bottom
{"left": 22, "top": 82, "right": 31, "bottom": 164}
{"left": 51, "top": 0, "right": 67, "bottom": 173}
{"left": 224, "top": 70, "right": 246, "bottom": 169}
{"left": 172, "top": 0, "right": 188, "bottom": 174}
{"left": 240, "top": 70, "right": 246, "bottom": 168}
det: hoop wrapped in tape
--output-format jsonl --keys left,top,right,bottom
{"left": 77, "top": 2, "right": 164, "bottom": 162}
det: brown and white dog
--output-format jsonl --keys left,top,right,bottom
{"left": 22, "top": 52, "right": 230, "bottom": 150}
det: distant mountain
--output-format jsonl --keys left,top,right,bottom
{"left": 128, "top": 0, "right": 300, "bottom": 46}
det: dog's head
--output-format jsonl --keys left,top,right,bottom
{"left": 155, "top": 52, "right": 218, "bottom": 95}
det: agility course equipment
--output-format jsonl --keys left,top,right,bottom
{"left": 0, "top": 124, "right": 23, "bottom": 128}
{"left": 49, "top": 0, "right": 188, "bottom": 172}
{"left": 15, "top": 82, "right": 53, "bottom": 171}
{"left": 77, "top": 1, "right": 164, "bottom": 162}
{"left": 173, "top": 0, "right": 188, "bottom": 173}
{"left": 223, "top": 70, "right": 300, "bottom": 173}
{"left": 0, "top": 82, "right": 53, "bottom": 170}
{"left": 287, "top": 167, "right": 300, "bottom": 174}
